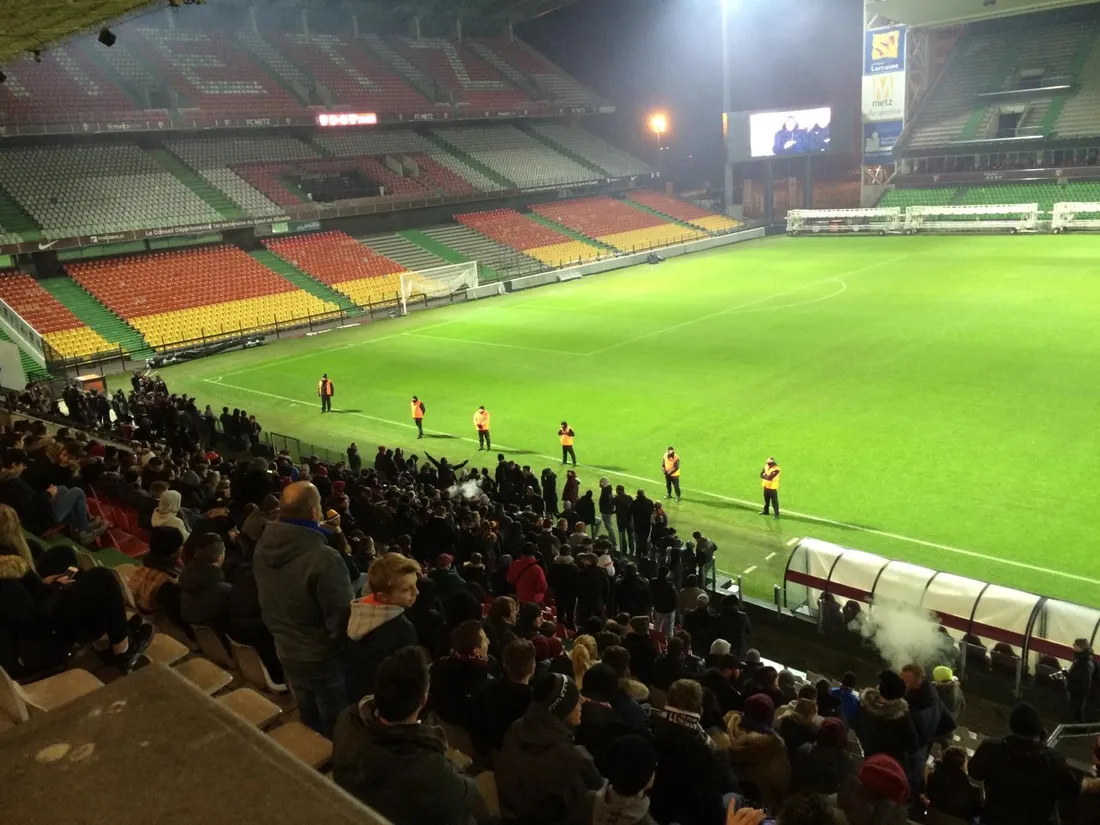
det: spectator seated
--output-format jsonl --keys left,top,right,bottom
{"left": 532, "top": 195, "right": 703, "bottom": 251}
{"left": 264, "top": 231, "right": 407, "bottom": 308}
{"left": 456, "top": 208, "right": 608, "bottom": 267}
{"left": 0, "top": 271, "right": 110, "bottom": 359}
{"left": 68, "top": 245, "right": 337, "bottom": 349}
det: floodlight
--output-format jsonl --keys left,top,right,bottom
{"left": 649, "top": 113, "right": 668, "bottom": 135}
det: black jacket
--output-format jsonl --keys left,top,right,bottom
{"left": 615, "top": 573, "right": 651, "bottom": 618}
{"left": 613, "top": 492, "right": 632, "bottom": 526}
{"left": 649, "top": 708, "right": 737, "bottom": 825}
{"left": 346, "top": 600, "right": 419, "bottom": 702}
{"left": 623, "top": 632, "right": 659, "bottom": 688}
{"left": 575, "top": 495, "right": 596, "bottom": 526}
{"left": 650, "top": 577, "right": 678, "bottom": 615}
{"left": 0, "top": 554, "right": 72, "bottom": 677}
{"left": 713, "top": 605, "right": 751, "bottom": 655}
{"left": 0, "top": 472, "right": 56, "bottom": 534}
{"left": 332, "top": 698, "right": 478, "bottom": 825}
{"left": 1067, "top": 649, "right": 1096, "bottom": 699}
{"left": 548, "top": 557, "right": 580, "bottom": 606}
{"left": 178, "top": 563, "right": 231, "bottom": 633}
{"left": 852, "top": 688, "right": 918, "bottom": 768}
{"left": 683, "top": 607, "right": 717, "bottom": 658}
{"left": 576, "top": 565, "right": 610, "bottom": 613}
{"left": 598, "top": 486, "right": 614, "bottom": 515}
{"left": 968, "top": 734, "right": 1080, "bottom": 825}
{"left": 429, "top": 655, "right": 493, "bottom": 729}
{"left": 699, "top": 668, "right": 744, "bottom": 715}
{"left": 575, "top": 698, "right": 637, "bottom": 776}
{"left": 497, "top": 703, "right": 604, "bottom": 825}
{"left": 791, "top": 742, "right": 854, "bottom": 796}
{"left": 467, "top": 677, "right": 532, "bottom": 758}
{"left": 926, "top": 764, "right": 982, "bottom": 822}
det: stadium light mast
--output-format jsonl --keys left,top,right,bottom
{"left": 720, "top": 0, "right": 733, "bottom": 215}
{"left": 649, "top": 112, "right": 668, "bottom": 148}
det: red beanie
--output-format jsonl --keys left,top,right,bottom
{"left": 547, "top": 637, "right": 564, "bottom": 659}
{"left": 532, "top": 635, "right": 550, "bottom": 661}
{"left": 859, "top": 754, "right": 910, "bottom": 805}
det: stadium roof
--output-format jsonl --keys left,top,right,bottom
{"left": 0, "top": 0, "right": 578, "bottom": 66}
{"left": 869, "top": 0, "right": 1099, "bottom": 28}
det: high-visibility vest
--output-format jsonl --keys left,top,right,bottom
{"left": 560, "top": 428, "right": 575, "bottom": 446}
{"left": 474, "top": 410, "right": 490, "bottom": 430}
{"left": 318, "top": 378, "right": 333, "bottom": 397}
{"left": 411, "top": 401, "right": 424, "bottom": 419}
{"left": 761, "top": 464, "right": 781, "bottom": 490}
{"left": 663, "top": 454, "right": 680, "bottom": 477}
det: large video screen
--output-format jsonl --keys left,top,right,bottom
{"left": 749, "top": 107, "right": 832, "bottom": 158}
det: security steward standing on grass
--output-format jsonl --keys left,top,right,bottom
{"left": 559, "top": 421, "right": 577, "bottom": 466}
{"left": 662, "top": 446, "right": 681, "bottom": 502}
{"left": 474, "top": 406, "right": 491, "bottom": 450}
{"left": 760, "top": 456, "right": 781, "bottom": 518}
{"left": 410, "top": 395, "right": 426, "bottom": 438}
{"left": 318, "top": 373, "right": 334, "bottom": 413}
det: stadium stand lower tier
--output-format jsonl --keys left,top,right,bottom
{"left": 626, "top": 190, "right": 741, "bottom": 232}
{"left": 456, "top": 208, "right": 609, "bottom": 267}
{"left": 0, "top": 271, "right": 110, "bottom": 359}
{"left": 67, "top": 245, "right": 337, "bottom": 348}
{"left": 532, "top": 196, "right": 704, "bottom": 251}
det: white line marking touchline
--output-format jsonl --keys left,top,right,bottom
{"left": 786, "top": 537, "right": 800, "bottom": 547}
{"left": 401, "top": 332, "right": 581, "bottom": 356}
{"left": 743, "top": 566, "right": 758, "bottom": 576}
{"left": 765, "top": 552, "right": 777, "bottom": 561}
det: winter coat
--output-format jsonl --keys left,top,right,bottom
{"left": 252, "top": 520, "right": 354, "bottom": 665}
{"left": 429, "top": 654, "right": 493, "bottom": 729}
{"left": 852, "top": 688, "right": 918, "bottom": 768}
{"left": 483, "top": 616, "right": 517, "bottom": 663}
{"left": 968, "top": 734, "right": 1081, "bottom": 825}
{"left": 683, "top": 607, "right": 717, "bottom": 658}
{"left": 651, "top": 654, "right": 692, "bottom": 692}
{"left": 575, "top": 495, "right": 596, "bottom": 527}
{"left": 699, "top": 668, "right": 744, "bottom": 715}
{"left": 623, "top": 632, "right": 658, "bottom": 688}
{"left": 332, "top": 697, "right": 478, "bottom": 825}
{"left": 576, "top": 699, "right": 636, "bottom": 776}
{"left": 791, "top": 742, "right": 854, "bottom": 796}
{"left": 837, "top": 776, "right": 910, "bottom": 825}
{"left": 610, "top": 682, "right": 650, "bottom": 732}
{"left": 507, "top": 555, "right": 548, "bottom": 605}
{"left": 0, "top": 470, "right": 55, "bottom": 534}
{"left": 346, "top": 595, "right": 419, "bottom": 702}
{"left": 577, "top": 786, "right": 659, "bottom": 825}
{"left": 467, "top": 677, "right": 532, "bottom": 758}
{"left": 774, "top": 705, "right": 819, "bottom": 760}
{"left": 832, "top": 685, "right": 861, "bottom": 723}
{"left": 1067, "top": 649, "right": 1096, "bottom": 700}
{"left": 615, "top": 573, "right": 651, "bottom": 618}
{"left": 0, "top": 554, "right": 71, "bottom": 677}
{"left": 926, "top": 763, "right": 982, "bottom": 822}
{"left": 713, "top": 605, "right": 751, "bottom": 655}
{"left": 427, "top": 566, "right": 467, "bottom": 603}
{"left": 933, "top": 679, "right": 966, "bottom": 717}
{"left": 577, "top": 565, "right": 610, "bottom": 615}
{"left": 548, "top": 556, "right": 580, "bottom": 606}
{"left": 649, "top": 577, "right": 678, "bottom": 615}
{"left": 650, "top": 707, "right": 738, "bottom": 825}
{"left": 178, "top": 563, "right": 231, "bottom": 633}
{"left": 497, "top": 703, "right": 604, "bottom": 825}
{"left": 726, "top": 726, "right": 791, "bottom": 813}
{"left": 905, "top": 678, "right": 952, "bottom": 790}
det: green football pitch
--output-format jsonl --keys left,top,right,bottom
{"left": 160, "top": 234, "right": 1100, "bottom": 607}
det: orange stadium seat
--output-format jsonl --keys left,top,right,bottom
{"left": 264, "top": 231, "right": 408, "bottom": 308}
{"left": 387, "top": 36, "right": 534, "bottom": 110}
{"left": 532, "top": 196, "right": 703, "bottom": 252}
{"left": 0, "top": 271, "right": 111, "bottom": 359}
{"left": 456, "top": 208, "right": 608, "bottom": 267}
{"left": 67, "top": 245, "right": 337, "bottom": 349}
{"left": 627, "top": 190, "right": 741, "bottom": 232}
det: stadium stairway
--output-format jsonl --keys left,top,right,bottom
{"left": 525, "top": 212, "right": 617, "bottom": 252}
{"left": 0, "top": 327, "right": 46, "bottom": 380}
{"left": 399, "top": 229, "right": 503, "bottom": 283}
{"left": 357, "top": 233, "right": 448, "bottom": 273}
{"left": 248, "top": 250, "right": 360, "bottom": 314}
{"left": 421, "top": 131, "right": 515, "bottom": 190}
{"left": 0, "top": 185, "right": 42, "bottom": 243}
{"left": 38, "top": 276, "right": 153, "bottom": 358}
{"left": 623, "top": 199, "right": 712, "bottom": 233}
{"left": 518, "top": 123, "right": 607, "bottom": 177}
{"left": 1043, "top": 30, "right": 1100, "bottom": 134}
{"left": 959, "top": 32, "right": 1026, "bottom": 140}
{"left": 419, "top": 225, "right": 544, "bottom": 281}
{"left": 148, "top": 149, "right": 247, "bottom": 221}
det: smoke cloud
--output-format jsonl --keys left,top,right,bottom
{"left": 851, "top": 596, "right": 955, "bottom": 672}
{"left": 447, "top": 479, "right": 484, "bottom": 501}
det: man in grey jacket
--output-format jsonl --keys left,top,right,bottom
{"left": 254, "top": 481, "right": 354, "bottom": 737}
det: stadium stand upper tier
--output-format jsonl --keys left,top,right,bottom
{"left": 433, "top": 124, "right": 602, "bottom": 189}
{"left": 0, "top": 270, "right": 110, "bottom": 359}
{"left": 456, "top": 208, "right": 609, "bottom": 267}
{"left": 531, "top": 196, "right": 704, "bottom": 251}
{"left": 0, "top": 29, "right": 603, "bottom": 125}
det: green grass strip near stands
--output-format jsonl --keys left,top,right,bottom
{"left": 0, "top": 184, "right": 42, "bottom": 242}
{"left": 148, "top": 149, "right": 247, "bottom": 220}
{"left": 421, "top": 132, "right": 515, "bottom": 189}
{"left": 398, "top": 230, "right": 502, "bottom": 283}
{"left": 1042, "top": 32, "right": 1100, "bottom": 136}
{"left": 518, "top": 124, "right": 607, "bottom": 177}
{"left": 249, "top": 249, "right": 361, "bottom": 314}
{"left": 525, "top": 212, "right": 616, "bottom": 251}
{"left": 0, "top": 326, "right": 47, "bottom": 380}
{"left": 38, "top": 276, "right": 153, "bottom": 357}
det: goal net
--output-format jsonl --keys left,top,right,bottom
{"left": 787, "top": 208, "right": 903, "bottom": 235}
{"left": 1051, "top": 202, "right": 1100, "bottom": 233}
{"left": 398, "top": 262, "right": 479, "bottom": 315}
{"left": 905, "top": 204, "right": 1039, "bottom": 234}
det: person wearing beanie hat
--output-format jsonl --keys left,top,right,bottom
{"left": 497, "top": 673, "right": 602, "bottom": 825}
{"left": 577, "top": 735, "right": 660, "bottom": 825}
{"left": 838, "top": 753, "right": 911, "bottom": 825}
{"left": 775, "top": 689, "right": 822, "bottom": 760}
{"left": 931, "top": 666, "right": 966, "bottom": 731}
{"left": 726, "top": 691, "right": 790, "bottom": 811}
{"left": 791, "top": 715, "right": 856, "bottom": 798}
{"left": 968, "top": 701, "right": 1080, "bottom": 825}
{"left": 925, "top": 746, "right": 982, "bottom": 823}
{"left": 852, "top": 670, "right": 918, "bottom": 773}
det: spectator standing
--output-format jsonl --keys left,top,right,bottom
{"left": 968, "top": 702, "right": 1080, "bottom": 825}
{"left": 926, "top": 747, "right": 982, "bottom": 823}
{"left": 714, "top": 595, "right": 752, "bottom": 659}
{"left": 429, "top": 619, "right": 493, "bottom": 731}
{"left": 901, "top": 662, "right": 952, "bottom": 797}
{"left": 1068, "top": 638, "right": 1096, "bottom": 723}
{"left": 575, "top": 663, "right": 636, "bottom": 776}
{"left": 791, "top": 717, "right": 855, "bottom": 797}
{"left": 624, "top": 615, "right": 659, "bottom": 688}
{"left": 254, "top": 482, "right": 354, "bottom": 737}
{"left": 507, "top": 543, "right": 548, "bottom": 604}
{"left": 576, "top": 734, "right": 660, "bottom": 825}
{"left": 468, "top": 638, "right": 536, "bottom": 759}
{"left": 597, "top": 478, "right": 617, "bottom": 549}
{"left": 815, "top": 678, "right": 844, "bottom": 721}
{"left": 852, "top": 671, "right": 918, "bottom": 771}
{"left": 700, "top": 654, "right": 745, "bottom": 715}
{"left": 838, "top": 754, "right": 911, "bottom": 825}
{"left": 346, "top": 552, "right": 420, "bottom": 702}
{"left": 613, "top": 484, "right": 634, "bottom": 554}
{"left": 932, "top": 665, "right": 966, "bottom": 718}
{"left": 427, "top": 554, "right": 465, "bottom": 603}
{"left": 630, "top": 490, "right": 654, "bottom": 555}
{"left": 692, "top": 530, "right": 718, "bottom": 590}
{"left": 332, "top": 646, "right": 479, "bottom": 825}
{"left": 541, "top": 467, "right": 559, "bottom": 516}
{"left": 832, "top": 672, "right": 861, "bottom": 723}
{"left": 562, "top": 470, "right": 579, "bottom": 506}
{"left": 678, "top": 574, "right": 705, "bottom": 615}
{"left": 346, "top": 442, "right": 361, "bottom": 472}
{"left": 728, "top": 694, "right": 791, "bottom": 812}
{"left": 497, "top": 673, "right": 603, "bottom": 825}
{"left": 684, "top": 593, "right": 717, "bottom": 658}
{"left": 650, "top": 566, "right": 678, "bottom": 635}
{"left": 616, "top": 564, "right": 651, "bottom": 618}
{"left": 548, "top": 551, "right": 580, "bottom": 630}
{"left": 775, "top": 691, "right": 821, "bottom": 760}
{"left": 483, "top": 596, "right": 518, "bottom": 662}
{"left": 576, "top": 553, "right": 610, "bottom": 625}
{"left": 576, "top": 491, "right": 597, "bottom": 538}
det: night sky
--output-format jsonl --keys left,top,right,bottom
{"left": 520, "top": 0, "right": 863, "bottom": 179}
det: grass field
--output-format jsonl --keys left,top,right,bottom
{"left": 160, "top": 234, "right": 1100, "bottom": 607}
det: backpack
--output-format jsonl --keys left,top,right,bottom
{"left": 419, "top": 401, "right": 426, "bottom": 414}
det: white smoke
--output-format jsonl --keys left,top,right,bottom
{"left": 851, "top": 596, "right": 955, "bottom": 672}
{"left": 447, "top": 479, "right": 484, "bottom": 501}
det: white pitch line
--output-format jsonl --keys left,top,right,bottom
{"left": 765, "top": 552, "right": 777, "bottom": 561}
{"left": 584, "top": 256, "right": 906, "bottom": 356}
{"left": 786, "top": 537, "right": 800, "bottom": 547}
{"left": 401, "top": 332, "right": 581, "bottom": 357}
{"left": 203, "top": 376, "right": 1100, "bottom": 588}
{"left": 743, "top": 566, "right": 758, "bottom": 576}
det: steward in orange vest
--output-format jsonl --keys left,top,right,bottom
{"left": 411, "top": 396, "right": 425, "bottom": 439}
{"left": 559, "top": 421, "right": 576, "bottom": 466}
{"left": 474, "top": 406, "right": 491, "bottom": 451}
{"left": 317, "top": 374, "right": 334, "bottom": 413}
{"left": 760, "top": 457, "right": 781, "bottom": 519}
{"left": 662, "top": 447, "right": 681, "bottom": 502}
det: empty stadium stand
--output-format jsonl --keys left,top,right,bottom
{"left": 530, "top": 123, "right": 652, "bottom": 178}
{"left": 68, "top": 245, "right": 337, "bottom": 347}
{"left": 418, "top": 224, "right": 544, "bottom": 279}
{"left": 1054, "top": 30, "right": 1100, "bottom": 137}
{"left": 0, "top": 271, "right": 111, "bottom": 359}
{"left": 434, "top": 125, "right": 599, "bottom": 189}
{"left": 532, "top": 196, "right": 703, "bottom": 251}
{"left": 0, "top": 144, "right": 222, "bottom": 240}
{"left": 387, "top": 37, "right": 533, "bottom": 110}
{"left": 264, "top": 230, "right": 408, "bottom": 307}
{"left": 879, "top": 180, "right": 1100, "bottom": 212}
{"left": 356, "top": 233, "right": 448, "bottom": 273}
{"left": 480, "top": 39, "right": 603, "bottom": 107}
{"left": 456, "top": 208, "right": 608, "bottom": 267}
{"left": 626, "top": 190, "right": 741, "bottom": 232}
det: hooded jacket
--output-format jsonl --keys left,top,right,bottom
{"left": 252, "top": 520, "right": 354, "bottom": 666}
{"left": 578, "top": 786, "right": 659, "bottom": 825}
{"left": 346, "top": 595, "right": 418, "bottom": 702}
{"left": 726, "top": 723, "right": 790, "bottom": 814}
{"left": 853, "top": 688, "right": 918, "bottom": 767}
{"left": 792, "top": 739, "right": 855, "bottom": 796}
{"left": 0, "top": 553, "right": 71, "bottom": 677}
{"left": 968, "top": 734, "right": 1080, "bottom": 825}
{"left": 332, "top": 697, "right": 478, "bottom": 825}
{"left": 650, "top": 706, "right": 737, "bottom": 825}
{"left": 429, "top": 654, "right": 493, "bottom": 728}
{"left": 497, "top": 702, "right": 604, "bottom": 825}
{"left": 467, "top": 677, "right": 532, "bottom": 758}
{"left": 0, "top": 468, "right": 55, "bottom": 534}
{"left": 775, "top": 701, "right": 820, "bottom": 759}
{"left": 178, "top": 563, "right": 231, "bottom": 632}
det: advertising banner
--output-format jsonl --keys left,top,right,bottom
{"left": 864, "top": 26, "right": 907, "bottom": 75}
{"left": 863, "top": 120, "right": 904, "bottom": 161}
{"left": 862, "top": 72, "right": 906, "bottom": 123}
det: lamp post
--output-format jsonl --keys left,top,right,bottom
{"left": 649, "top": 112, "right": 668, "bottom": 149}
{"left": 721, "top": 0, "right": 733, "bottom": 216}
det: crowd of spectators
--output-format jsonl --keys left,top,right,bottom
{"left": 2, "top": 374, "right": 1100, "bottom": 825}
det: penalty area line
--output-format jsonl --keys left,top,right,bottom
{"left": 201, "top": 377, "right": 1100, "bottom": 588}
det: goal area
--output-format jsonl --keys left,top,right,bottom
{"left": 398, "top": 262, "right": 479, "bottom": 315}
{"left": 1051, "top": 202, "right": 1100, "bottom": 233}
{"left": 787, "top": 208, "right": 903, "bottom": 235}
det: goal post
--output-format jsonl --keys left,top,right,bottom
{"left": 904, "top": 204, "right": 1039, "bottom": 234}
{"left": 398, "top": 261, "right": 479, "bottom": 316}
{"left": 1051, "top": 202, "right": 1100, "bottom": 233}
{"left": 786, "top": 208, "right": 903, "bottom": 235}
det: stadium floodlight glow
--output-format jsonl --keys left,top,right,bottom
{"left": 316, "top": 112, "right": 378, "bottom": 127}
{"left": 649, "top": 113, "right": 668, "bottom": 135}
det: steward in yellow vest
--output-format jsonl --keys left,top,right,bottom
{"left": 760, "top": 457, "right": 781, "bottom": 519}
{"left": 559, "top": 422, "right": 576, "bottom": 466}
{"left": 474, "top": 406, "right": 491, "bottom": 451}
{"left": 662, "top": 447, "right": 681, "bottom": 502}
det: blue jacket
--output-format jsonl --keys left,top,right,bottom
{"left": 832, "top": 685, "right": 860, "bottom": 723}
